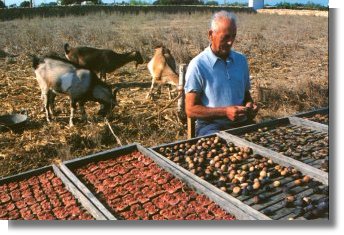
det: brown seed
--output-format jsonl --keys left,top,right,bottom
{"left": 220, "top": 165, "right": 228, "bottom": 172}
{"left": 285, "top": 195, "right": 295, "bottom": 203}
{"left": 253, "top": 181, "right": 260, "bottom": 190}
{"left": 303, "top": 175, "right": 311, "bottom": 183}
{"left": 219, "top": 176, "right": 227, "bottom": 182}
{"left": 228, "top": 173, "right": 235, "bottom": 180}
{"left": 236, "top": 155, "right": 243, "bottom": 161}
{"left": 232, "top": 178, "right": 239, "bottom": 184}
{"left": 294, "top": 179, "right": 302, "bottom": 186}
{"left": 233, "top": 187, "right": 241, "bottom": 195}
{"left": 260, "top": 170, "right": 267, "bottom": 178}
{"left": 253, "top": 195, "right": 261, "bottom": 204}
{"left": 220, "top": 187, "right": 227, "bottom": 192}
{"left": 273, "top": 181, "right": 281, "bottom": 187}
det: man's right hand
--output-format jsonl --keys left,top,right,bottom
{"left": 225, "top": 106, "right": 248, "bottom": 121}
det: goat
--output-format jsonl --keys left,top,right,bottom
{"left": 64, "top": 43, "right": 144, "bottom": 81}
{"left": 146, "top": 46, "right": 182, "bottom": 99}
{"left": 32, "top": 55, "right": 118, "bottom": 126}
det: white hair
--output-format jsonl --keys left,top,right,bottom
{"left": 210, "top": 11, "right": 237, "bottom": 32}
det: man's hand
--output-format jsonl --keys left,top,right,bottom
{"left": 245, "top": 102, "right": 259, "bottom": 120}
{"left": 225, "top": 106, "right": 248, "bottom": 121}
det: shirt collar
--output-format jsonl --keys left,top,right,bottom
{"left": 206, "top": 45, "right": 234, "bottom": 68}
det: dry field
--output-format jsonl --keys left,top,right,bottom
{"left": 0, "top": 10, "right": 328, "bottom": 178}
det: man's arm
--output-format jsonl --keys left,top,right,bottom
{"left": 244, "top": 90, "right": 254, "bottom": 104}
{"left": 185, "top": 92, "right": 248, "bottom": 121}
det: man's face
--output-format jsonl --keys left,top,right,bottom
{"left": 209, "top": 19, "right": 237, "bottom": 59}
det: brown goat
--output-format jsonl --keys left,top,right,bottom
{"left": 146, "top": 46, "right": 182, "bottom": 99}
{"left": 64, "top": 43, "right": 144, "bottom": 80}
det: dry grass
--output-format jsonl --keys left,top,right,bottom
{"left": 0, "top": 11, "right": 328, "bottom": 177}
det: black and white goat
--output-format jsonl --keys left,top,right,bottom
{"left": 64, "top": 43, "right": 144, "bottom": 80}
{"left": 32, "top": 55, "right": 118, "bottom": 126}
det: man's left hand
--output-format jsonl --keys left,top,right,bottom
{"left": 245, "top": 102, "right": 259, "bottom": 119}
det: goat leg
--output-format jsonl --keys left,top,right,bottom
{"left": 146, "top": 77, "right": 157, "bottom": 100}
{"left": 42, "top": 92, "right": 51, "bottom": 123}
{"left": 69, "top": 100, "right": 77, "bottom": 127}
{"left": 48, "top": 92, "right": 56, "bottom": 116}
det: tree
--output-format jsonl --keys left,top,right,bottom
{"left": 205, "top": 0, "right": 218, "bottom": 5}
{"left": 39, "top": 2, "right": 58, "bottom": 7}
{"left": 20, "top": 1, "right": 30, "bottom": 7}
{"left": 0, "top": 0, "right": 6, "bottom": 8}
{"left": 129, "top": 0, "right": 150, "bottom": 5}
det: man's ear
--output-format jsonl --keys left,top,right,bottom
{"left": 208, "top": 30, "right": 213, "bottom": 41}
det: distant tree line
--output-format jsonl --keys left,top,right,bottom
{"left": 0, "top": 0, "right": 327, "bottom": 9}
{"left": 0, "top": 0, "right": 6, "bottom": 8}
{"left": 272, "top": 2, "right": 328, "bottom": 10}
{"left": 153, "top": 0, "right": 205, "bottom": 5}
{"left": 60, "top": 0, "right": 100, "bottom": 5}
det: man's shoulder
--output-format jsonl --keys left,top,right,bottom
{"left": 230, "top": 50, "right": 247, "bottom": 62}
{"left": 192, "top": 49, "right": 209, "bottom": 62}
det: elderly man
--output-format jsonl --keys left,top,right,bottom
{"left": 185, "top": 11, "right": 258, "bottom": 137}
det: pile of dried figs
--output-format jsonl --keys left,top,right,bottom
{"left": 241, "top": 125, "right": 329, "bottom": 171}
{"left": 0, "top": 170, "right": 94, "bottom": 220}
{"left": 74, "top": 151, "right": 235, "bottom": 220}
{"left": 156, "top": 136, "right": 329, "bottom": 219}
{"left": 304, "top": 113, "right": 329, "bottom": 125}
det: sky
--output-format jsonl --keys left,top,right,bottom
{"left": 2, "top": 0, "right": 329, "bottom": 7}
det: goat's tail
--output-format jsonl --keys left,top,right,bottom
{"left": 64, "top": 43, "right": 71, "bottom": 54}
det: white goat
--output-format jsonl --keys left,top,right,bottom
{"left": 32, "top": 55, "right": 118, "bottom": 126}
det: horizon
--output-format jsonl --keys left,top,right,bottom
{"left": 2, "top": 0, "right": 329, "bottom": 7}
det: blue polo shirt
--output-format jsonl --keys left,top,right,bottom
{"left": 185, "top": 46, "right": 251, "bottom": 132}
{"left": 185, "top": 46, "right": 250, "bottom": 107}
